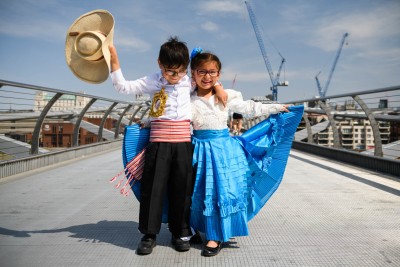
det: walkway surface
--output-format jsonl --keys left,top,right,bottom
{"left": 0, "top": 148, "right": 399, "bottom": 267}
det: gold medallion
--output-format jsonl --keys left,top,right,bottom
{"left": 149, "top": 87, "right": 168, "bottom": 117}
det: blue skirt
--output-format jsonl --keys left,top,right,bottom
{"left": 191, "top": 129, "right": 250, "bottom": 242}
{"left": 190, "top": 105, "right": 304, "bottom": 241}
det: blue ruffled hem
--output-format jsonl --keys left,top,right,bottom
{"left": 235, "top": 105, "right": 305, "bottom": 221}
{"left": 191, "top": 208, "right": 249, "bottom": 242}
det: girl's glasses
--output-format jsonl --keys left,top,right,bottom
{"left": 196, "top": 69, "right": 219, "bottom": 77}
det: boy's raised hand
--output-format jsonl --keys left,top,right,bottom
{"left": 109, "top": 44, "right": 120, "bottom": 72}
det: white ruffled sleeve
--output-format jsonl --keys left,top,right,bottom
{"left": 226, "top": 89, "right": 283, "bottom": 118}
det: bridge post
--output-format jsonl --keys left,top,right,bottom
{"left": 128, "top": 105, "right": 144, "bottom": 125}
{"left": 352, "top": 95, "right": 383, "bottom": 157}
{"left": 98, "top": 102, "right": 118, "bottom": 142}
{"left": 72, "top": 98, "right": 97, "bottom": 147}
{"left": 302, "top": 114, "right": 314, "bottom": 143}
{"left": 139, "top": 106, "right": 151, "bottom": 120}
{"left": 318, "top": 100, "right": 341, "bottom": 148}
{"left": 31, "top": 93, "right": 63, "bottom": 154}
{"left": 114, "top": 104, "right": 132, "bottom": 139}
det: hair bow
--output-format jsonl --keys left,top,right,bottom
{"left": 190, "top": 47, "right": 202, "bottom": 60}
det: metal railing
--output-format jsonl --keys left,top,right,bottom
{"left": 244, "top": 85, "right": 400, "bottom": 158}
{"left": 0, "top": 79, "right": 150, "bottom": 159}
{"left": 243, "top": 85, "right": 400, "bottom": 176}
{"left": 1, "top": 79, "right": 399, "bottom": 177}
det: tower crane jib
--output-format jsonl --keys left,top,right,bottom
{"left": 316, "top": 32, "right": 349, "bottom": 98}
{"left": 244, "top": 0, "right": 288, "bottom": 101}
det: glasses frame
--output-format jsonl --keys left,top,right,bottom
{"left": 195, "top": 69, "right": 220, "bottom": 77}
{"left": 163, "top": 66, "right": 187, "bottom": 77}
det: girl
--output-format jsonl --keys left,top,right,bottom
{"left": 189, "top": 48, "right": 303, "bottom": 257}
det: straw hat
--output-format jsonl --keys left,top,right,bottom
{"left": 65, "top": 10, "right": 114, "bottom": 84}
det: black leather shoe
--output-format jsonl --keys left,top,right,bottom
{"left": 201, "top": 241, "right": 222, "bottom": 257}
{"left": 189, "top": 230, "right": 203, "bottom": 245}
{"left": 171, "top": 235, "right": 190, "bottom": 252}
{"left": 137, "top": 234, "right": 156, "bottom": 255}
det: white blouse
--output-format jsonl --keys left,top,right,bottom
{"left": 191, "top": 89, "right": 283, "bottom": 130}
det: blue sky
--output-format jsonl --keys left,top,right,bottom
{"left": 0, "top": 0, "right": 399, "bottom": 103}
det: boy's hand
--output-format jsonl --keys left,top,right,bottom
{"left": 109, "top": 44, "right": 120, "bottom": 72}
{"left": 214, "top": 82, "right": 228, "bottom": 107}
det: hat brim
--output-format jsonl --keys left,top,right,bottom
{"left": 65, "top": 10, "right": 114, "bottom": 84}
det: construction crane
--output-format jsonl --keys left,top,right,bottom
{"left": 231, "top": 74, "right": 238, "bottom": 89}
{"left": 244, "top": 1, "right": 288, "bottom": 101}
{"left": 315, "top": 32, "right": 349, "bottom": 98}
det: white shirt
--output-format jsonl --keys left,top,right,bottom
{"left": 191, "top": 89, "right": 283, "bottom": 130}
{"left": 111, "top": 69, "right": 194, "bottom": 121}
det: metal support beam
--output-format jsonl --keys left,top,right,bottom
{"left": 352, "top": 95, "right": 383, "bottom": 157}
{"left": 139, "top": 107, "right": 151, "bottom": 120}
{"left": 129, "top": 105, "right": 144, "bottom": 125}
{"left": 31, "top": 93, "right": 63, "bottom": 154}
{"left": 72, "top": 98, "right": 97, "bottom": 147}
{"left": 302, "top": 114, "right": 314, "bottom": 143}
{"left": 98, "top": 102, "right": 118, "bottom": 142}
{"left": 114, "top": 104, "right": 132, "bottom": 139}
{"left": 318, "top": 100, "right": 341, "bottom": 148}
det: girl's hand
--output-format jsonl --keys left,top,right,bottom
{"left": 281, "top": 104, "right": 290, "bottom": 112}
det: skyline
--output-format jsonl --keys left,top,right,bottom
{"left": 1, "top": 0, "right": 399, "bottom": 103}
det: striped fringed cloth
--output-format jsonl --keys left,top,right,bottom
{"left": 150, "top": 119, "right": 191, "bottom": 142}
{"left": 109, "top": 148, "right": 147, "bottom": 196}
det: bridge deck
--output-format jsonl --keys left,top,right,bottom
{"left": 0, "top": 148, "right": 399, "bottom": 267}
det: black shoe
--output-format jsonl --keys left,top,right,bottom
{"left": 171, "top": 235, "right": 190, "bottom": 252}
{"left": 137, "top": 234, "right": 156, "bottom": 255}
{"left": 189, "top": 230, "right": 203, "bottom": 245}
{"left": 201, "top": 241, "right": 222, "bottom": 257}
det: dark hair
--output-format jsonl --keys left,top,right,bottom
{"left": 158, "top": 36, "right": 189, "bottom": 69}
{"left": 190, "top": 51, "right": 222, "bottom": 71}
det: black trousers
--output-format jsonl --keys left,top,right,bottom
{"left": 138, "top": 142, "right": 194, "bottom": 238}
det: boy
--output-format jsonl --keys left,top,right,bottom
{"left": 109, "top": 37, "right": 226, "bottom": 255}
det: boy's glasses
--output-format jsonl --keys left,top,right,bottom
{"left": 163, "top": 67, "right": 187, "bottom": 77}
{"left": 196, "top": 69, "right": 219, "bottom": 77}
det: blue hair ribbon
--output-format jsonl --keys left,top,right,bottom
{"left": 190, "top": 47, "right": 203, "bottom": 60}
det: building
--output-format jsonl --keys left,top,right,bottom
{"left": 313, "top": 113, "right": 391, "bottom": 151}
{"left": 34, "top": 92, "right": 90, "bottom": 111}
